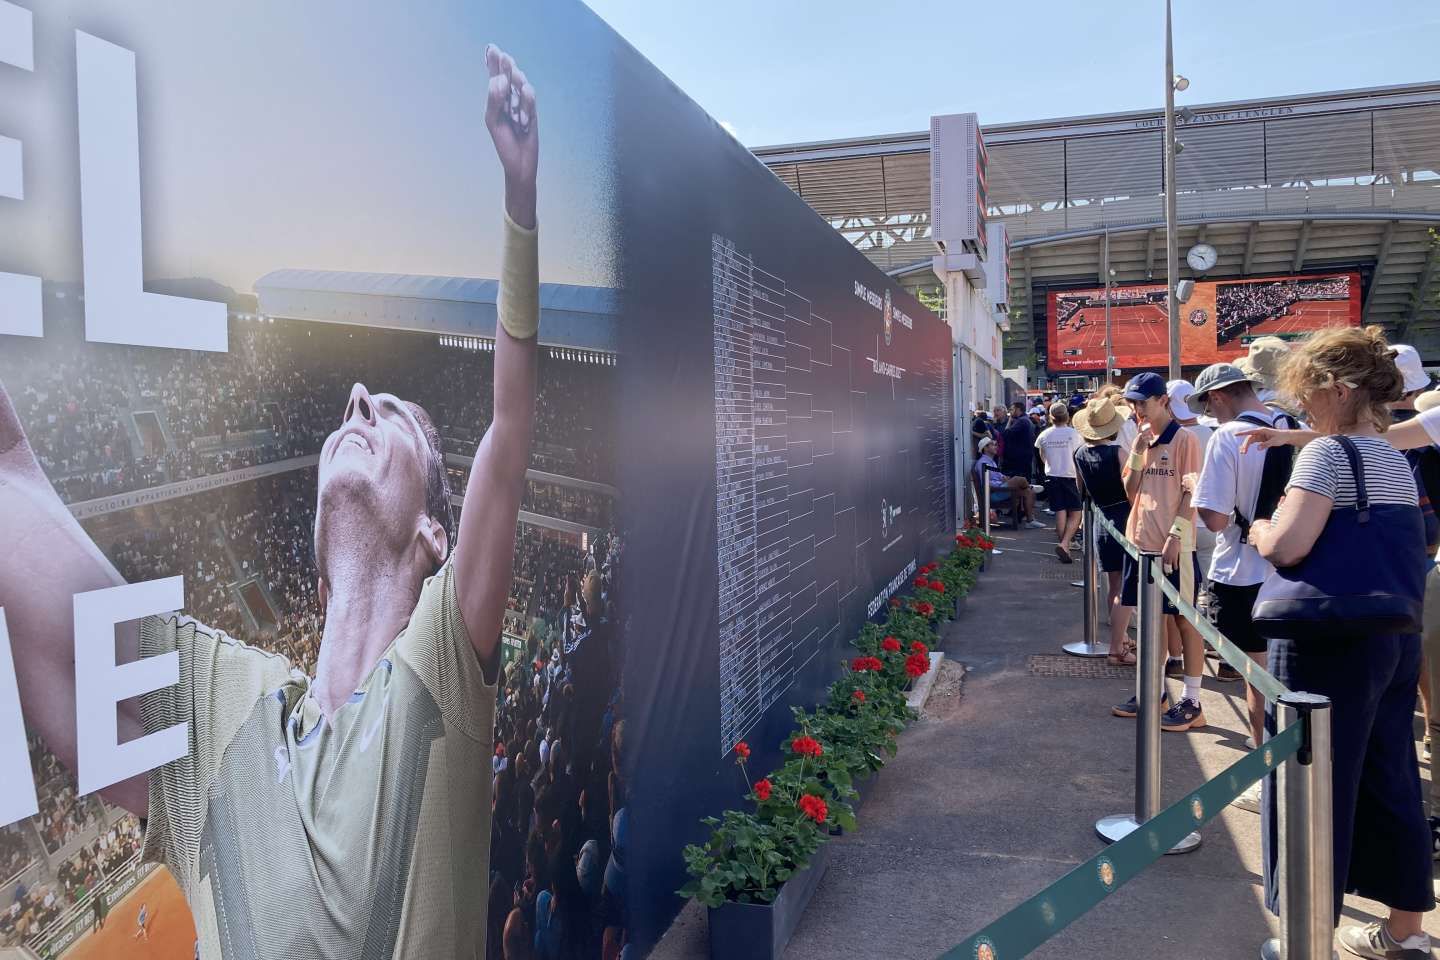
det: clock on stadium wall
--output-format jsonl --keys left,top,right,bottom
{"left": 1187, "top": 243, "right": 1218, "bottom": 273}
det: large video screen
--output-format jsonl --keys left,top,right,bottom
{"left": 1047, "top": 271, "right": 1361, "bottom": 372}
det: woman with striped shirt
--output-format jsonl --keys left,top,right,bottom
{"left": 1245, "top": 327, "right": 1433, "bottom": 960}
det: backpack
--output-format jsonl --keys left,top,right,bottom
{"left": 1232, "top": 409, "right": 1299, "bottom": 544}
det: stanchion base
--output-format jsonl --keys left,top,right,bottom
{"left": 1094, "top": 814, "right": 1201, "bottom": 854}
{"left": 1062, "top": 641, "right": 1111, "bottom": 659}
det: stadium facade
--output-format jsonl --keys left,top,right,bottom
{"left": 753, "top": 82, "right": 1440, "bottom": 378}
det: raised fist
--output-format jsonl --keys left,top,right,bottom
{"left": 484, "top": 44, "right": 538, "bottom": 229}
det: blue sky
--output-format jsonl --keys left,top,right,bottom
{"left": 586, "top": 0, "right": 1440, "bottom": 147}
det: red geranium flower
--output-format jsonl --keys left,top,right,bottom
{"left": 913, "top": 576, "right": 928, "bottom": 588}
{"left": 915, "top": 602, "right": 934, "bottom": 617}
{"left": 889, "top": 597, "right": 901, "bottom": 608}
{"left": 798, "top": 794, "right": 828, "bottom": 823}
{"left": 905, "top": 652, "right": 930, "bottom": 678}
{"left": 851, "top": 655, "right": 883, "bottom": 672}
{"left": 790, "top": 735, "right": 823, "bottom": 758}
{"left": 930, "top": 580, "right": 945, "bottom": 592}
{"left": 754, "top": 778, "right": 772, "bottom": 801}
{"left": 852, "top": 689, "right": 866, "bottom": 703}
{"left": 734, "top": 741, "right": 751, "bottom": 760}
{"left": 881, "top": 636, "right": 902, "bottom": 653}
{"left": 911, "top": 641, "right": 929, "bottom": 655}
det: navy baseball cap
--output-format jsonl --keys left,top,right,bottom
{"left": 1123, "top": 372, "right": 1168, "bottom": 402}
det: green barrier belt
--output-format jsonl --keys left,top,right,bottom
{"left": 1150, "top": 565, "right": 1291, "bottom": 704}
{"left": 1087, "top": 504, "right": 1291, "bottom": 704}
{"left": 938, "top": 722, "right": 1304, "bottom": 960}
{"left": 1089, "top": 506, "right": 1142, "bottom": 561}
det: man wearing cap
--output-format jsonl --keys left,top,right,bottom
{"left": 975, "top": 435, "right": 1045, "bottom": 528}
{"left": 1111, "top": 372, "right": 1208, "bottom": 731}
{"left": 1036, "top": 403, "right": 1086, "bottom": 562}
{"left": 1190, "top": 363, "right": 1298, "bottom": 802}
{"left": 1001, "top": 400, "right": 1037, "bottom": 484}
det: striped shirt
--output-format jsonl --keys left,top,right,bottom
{"left": 1286, "top": 435, "right": 1418, "bottom": 508}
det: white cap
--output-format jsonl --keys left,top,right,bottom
{"left": 1166, "top": 379, "right": 1197, "bottom": 421}
{"left": 977, "top": 435, "right": 995, "bottom": 453}
{"left": 1391, "top": 344, "right": 1430, "bottom": 393}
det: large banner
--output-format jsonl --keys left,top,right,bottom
{"left": 0, "top": 2, "right": 951, "bottom": 957}
{"left": 1047, "top": 271, "right": 1361, "bottom": 371}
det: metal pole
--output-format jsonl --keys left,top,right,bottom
{"left": 1064, "top": 501, "right": 1111, "bottom": 657}
{"left": 1266, "top": 693, "right": 1334, "bottom": 960}
{"left": 982, "top": 463, "right": 1003, "bottom": 556}
{"left": 1104, "top": 229, "right": 1115, "bottom": 379}
{"left": 1164, "top": 0, "right": 1181, "bottom": 380}
{"left": 1135, "top": 554, "right": 1165, "bottom": 822}
{"left": 1097, "top": 554, "right": 1199, "bottom": 851}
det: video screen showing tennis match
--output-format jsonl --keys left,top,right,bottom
{"left": 1047, "top": 271, "right": 1360, "bottom": 371}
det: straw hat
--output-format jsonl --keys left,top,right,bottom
{"left": 1074, "top": 396, "right": 1123, "bottom": 441}
{"left": 1238, "top": 336, "right": 1290, "bottom": 391}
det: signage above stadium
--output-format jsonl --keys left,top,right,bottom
{"left": 1046, "top": 271, "right": 1361, "bottom": 372}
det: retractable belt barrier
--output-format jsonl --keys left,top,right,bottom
{"left": 941, "top": 503, "right": 1334, "bottom": 960}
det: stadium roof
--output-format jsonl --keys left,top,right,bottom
{"left": 254, "top": 270, "right": 618, "bottom": 352}
{"left": 753, "top": 81, "right": 1440, "bottom": 361}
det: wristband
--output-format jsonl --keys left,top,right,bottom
{"left": 1167, "top": 515, "right": 1194, "bottom": 552}
{"left": 499, "top": 213, "right": 539, "bottom": 340}
{"left": 1127, "top": 452, "right": 1145, "bottom": 472}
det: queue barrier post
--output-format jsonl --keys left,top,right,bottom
{"left": 1263, "top": 693, "right": 1335, "bottom": 960}
{"left": 982, "top": 468, "right": 1003, "bottom": 556}
{"left": 1095, "top": 553, "right": 1200, "bottom": 853}
{"left": 1064, "top": 502, "right": 1110, "bottom": 658}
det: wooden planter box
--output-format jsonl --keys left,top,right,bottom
{"left": 707, "top": 841, "right": 832, "bottom": 960}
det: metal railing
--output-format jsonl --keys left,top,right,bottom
{"left": 941, "top": 502, "right": 1333, "bottom": 960}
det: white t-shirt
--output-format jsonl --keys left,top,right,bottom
{"left": 1179, "top": 421, "right": 1217, "bottom": 556}
{"left": 1420, "top": 406, "right": 1440, "bottom": 448}
{"left": 1192, "top": 408, "right": 1282, "bottom": 585}
{"left": 1113, "top": 412, "right": 1138, "bottom": 452}
{"left": 1035, "top": 425, "right": 1083, "bottom": 479}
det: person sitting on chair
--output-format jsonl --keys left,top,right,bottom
{"left": 975, "top": 436, "right": 1044, "bottom": 529}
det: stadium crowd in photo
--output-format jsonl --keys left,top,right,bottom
{"left": 0, "top": 288, "right": 627, "bottom": 958}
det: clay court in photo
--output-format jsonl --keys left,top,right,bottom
{"left": 63, "top": 869, "right": 194, "bottom": 960}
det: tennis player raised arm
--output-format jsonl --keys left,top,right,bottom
{"left": 452, "top": 44, "right": 540, "bottom": 673}
{"left": 0, "top": 386, "right": 151, "bottom": 814}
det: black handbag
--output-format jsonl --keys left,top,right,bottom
{"left": 1251, "top": 435, "right": 1428, "bottom": 641}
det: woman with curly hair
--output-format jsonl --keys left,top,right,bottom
{"left": 1244, "top": 326, "right": 1433, "bottom": 959}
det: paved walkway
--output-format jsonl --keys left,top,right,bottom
{"left": 653, "top": 524, "right": 1440, "bottom": 959}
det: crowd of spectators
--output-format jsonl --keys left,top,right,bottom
{"left": 523, "top": 482, "right": 614, "bottom": 529}
{"left": 0, "top": 312, "right": 617, "bottom": 506}
{"left": 0, "top": 827, "right": 32, "bottom": 885}
{"left": 1216, "top": 277, "right": 1351, "bottom": 341}
{"left": 486, "top": 532, "right": 629, "bottom": 960}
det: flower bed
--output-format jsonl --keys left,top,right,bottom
{"left": 679, "top": 530, "right": 992, "bottom": 956}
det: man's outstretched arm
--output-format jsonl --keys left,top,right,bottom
{"left": 0, "top": 384, "right": 149, "bottom": 815}
{"left": 453, "top": 45, "right": 539, "bottom": 670}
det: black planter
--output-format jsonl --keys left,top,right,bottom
{"left": 954, "top": 594, "right": 969, "bottom": 619}
{"left": 852, "top": 770, "right": 879, "bottom": 812}
{"left": 707, "top": 841, "right": 832, "bottom": 960}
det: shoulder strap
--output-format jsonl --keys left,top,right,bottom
{"left": 1331, "top": 435, "right": 1369, "bottom": 522}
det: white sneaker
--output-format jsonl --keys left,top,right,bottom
{"left": 1233, "top": 781, "right": 1262, "bottom": 814}
{"left": 1024, "top": 520, "right": 1047, "bottom": 530}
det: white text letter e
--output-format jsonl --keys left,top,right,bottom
{"left": 75, "top": 31, "right": 226, "bottom": 352}
{"left": 0, "top": 609, "right": 39, "bottom": 827}
{"left": 73, "top": 579, "right": 187, "bottom": 796}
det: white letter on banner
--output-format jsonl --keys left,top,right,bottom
{"left": 0, "top": 1, "right": 41, "bottom": 337}
{"left": 75, "top": 31, "right": 226, "bottom": 352}
{"left": 0, "top": 610, "right": 39, "bottom": 826}
{"left": 73, "top": 579, "right": 187, "bottom": 796}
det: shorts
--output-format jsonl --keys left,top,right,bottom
{"left": 1205, "top": 580, "right": 1266, "bottom": 653}
{"left": 1121, "top": 550, "right": 1201, "bottom": 614}
{"left": 1045, "top": 476, "right": 1081, "bottom": 512}
{"left": 1096, "top": 503, "right": 1131, "bottom": 574}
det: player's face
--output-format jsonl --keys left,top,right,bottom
{"left": 315, "top": 383, "right": 430, "bottom": 559}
